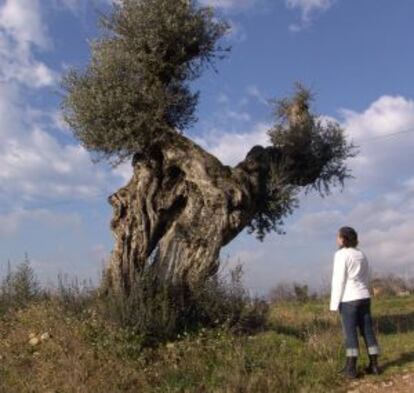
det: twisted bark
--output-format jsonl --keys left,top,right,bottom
{"left": 105, "top": 133, "right": 278, "bottom": 293}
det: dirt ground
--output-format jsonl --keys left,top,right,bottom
{"left": 346, "top": 371, "right": 414, "bottom": 393}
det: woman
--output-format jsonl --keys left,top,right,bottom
{"left": 330, "top": 226, "right": 381, "bottom": 379}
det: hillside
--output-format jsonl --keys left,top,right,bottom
{"left": 1, "top": 293, "right": 413, "bottom": 393}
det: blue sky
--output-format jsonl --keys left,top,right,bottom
{"left": 1, "top": 0, "right": 414, "bottom": 294}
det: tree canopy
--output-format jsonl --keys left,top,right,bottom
{"left": 61, "top": 0, "right": 229, "bottom": 165}
{"left": 61, "top": 0, "right": 356, "bottom": 243}
{"left": 246, "top": 84, "right": 356, "bottom": 241}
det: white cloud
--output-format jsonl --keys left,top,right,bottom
{"left": 196, "top": 94, "right": 414, "bottom": 173}
{"left": 286, "top": 0, "right": 335, "bottom": 31}
{"left": 0, "top": 0, "right": 56, "bottom": 87}
{"left": 343, "top": 95, "right": 414, "bottom": 140}
{"left": 112, "top": 161, "right": 133, "bottom": 183}
{"left": 0, "top": 84, "right": 116, "bottom": 207}
{"left": 0, "top": 0, "right": 129, "bottom": 216}
{"left": 341, "top": 95, "right": 414, "bottom": 192}
{"left": 287, "top": 95, "right": 414, "bottom": 278}
{"left": 206, "top": 93, "right": 414, "bottom": 291}
{"left": 195, "top": 122, "right": 270, "bottom": 165}
{"left": 0, "top": 0, "right": 48, "bottom": 47}
{"left": 291, "top": 180, "right": 414, "bottom": 277}
{"left": 51, "top": 0, "right": 115, "bottom": 14}
{"left": 0, "top": 127, "right": 109, "bottom": 199}
{"left": 1, "top": 0, "right": 413, "bottom": 289}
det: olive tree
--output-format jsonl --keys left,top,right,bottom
{"left": 61, "top": 0, "right": 355, "bottom": 294}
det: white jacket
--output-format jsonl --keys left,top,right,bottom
{"left": 329, "top": 247, "right": 371, "bottom": 311}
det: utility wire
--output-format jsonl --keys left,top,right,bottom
{"left": 354, "top": 127, "right": 414, "bottom": 143}
{"left": 1, "top": 127, "right": 413, "bottom": 215}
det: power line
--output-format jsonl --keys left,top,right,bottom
{"left": 0, "top": 127, "right": 413, "bottom": 215}
{"left": 354, "top": 127, "right": 414, "bottom": 143}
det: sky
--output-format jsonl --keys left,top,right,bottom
{"left": 1, "top": 0, "right": 414, "bottom": 295}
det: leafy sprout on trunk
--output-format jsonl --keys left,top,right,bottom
{"left": 247, "top": 84, "right": 357, "bottom": 241}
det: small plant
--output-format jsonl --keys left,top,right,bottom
{"left": 268, "top": 281, "right": 318, "bottom": 304}
{"left": 188, "top": 264, "right": 269, "bottom": 334}
{"left": 0, "top": 254, "right": 41, "bottom": 313}
{"left": 293, "top": 283, "right": 309, "bottom": 303}
{"left": 371, "top": 273, "right": 412, "bottom": 297}
{"left": 98, "top": 262, "right": 269, "bottom": 346}
{"left": 55, "top": 273, "right": 96, "bottom": 316}
{"left": 98, "top": 270, "right": 184, "bottom": 345}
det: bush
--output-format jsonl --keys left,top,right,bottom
{"left": 55, "top": 273, "right": 97, "bottom": 316}
{"left": 0, "top": 254, "right": 42, "bottom": 313}
{"left": 371, "top": 273, "right": 412, "bottom": 297}
{"left": 268, "top": 281, "right": 318, "bottom": 304}
{"left": 98, "top": 270, "right": 183, "bottom": 345}
{"left": 98, "top": 263, "right": 269, "bottom": 346}
{"left": 1, "top": 257, "right": 268, "bottom": 347}
{"left": 188, "top": 264, "right": 269, "bottom": 335}
{"left": 293, "top": 283, "right": 310, "bottom": 302}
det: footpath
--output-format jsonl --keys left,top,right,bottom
{"left": 346, "top": 371, "right": 414, "bottom": 393}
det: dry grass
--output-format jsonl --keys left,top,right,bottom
{"left": 0, "top": 297, "right": 339, "bottom": 393}
{"left": 1, "top": 268, "right": 413, "bottom": 392}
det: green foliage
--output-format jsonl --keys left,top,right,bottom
{"left": 99, "top": 263, "right": 268, "bottom": 345}
{"left": 268, "top": 281, "right": 319, "bottom": 303}
{"left": 56, "top": 273, "right": 97, "bottom": 316}
{"left": 268, "top": 83, "right": 357, "bottom": 194}
{"left": 0, "top": 254, "right": 41, "bottom": 313}
{"left": 293, "top": 283, "right": 310, "bottom": 302}
{"left": 247, "top": 84, "right": 357, "bottom": 241}
{"left": 188, "top": 264, "right": 269, "bottom": 335}
{"left": 1, "top": 261, "right": 414, "bottom": 392}
{"left": 60, "top": 2, "right": 356, "bottom": 246}
{"left": 99, "top": 269, "right": 183, "bottom": 345}
{"left": 61, "top": 0, "right": 229, "bottom": 165}
{"left": 246, "top": 163, "right": 299, "bottom": 241}
{"left": 2, "top": 288, "right": 414, "bottom": 392}
{"left": 370, "top": 273, "right": 413, "bottom": 297}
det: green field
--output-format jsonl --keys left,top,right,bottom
{"left": 1, "top": 293, "right": 413, "bottom": 393}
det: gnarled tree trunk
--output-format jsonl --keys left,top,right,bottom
{"left": 105, "top": 133, "right": 279, "bottom": 294}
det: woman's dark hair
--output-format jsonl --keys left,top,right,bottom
{"left": 338, "top": 226, "right": 358, "bottom": 248}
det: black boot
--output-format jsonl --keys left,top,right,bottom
{"left": 342, "top": 356, "right": 358, "bottom": 379}
{"left": 365, "top": 354, "right": 381, "bottom": 375}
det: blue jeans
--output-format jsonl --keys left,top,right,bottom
{"left": 339, "top": 297, "right": 380, "bottom": 357}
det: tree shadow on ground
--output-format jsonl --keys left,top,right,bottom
{"left": 268, "top": 310, "right": 414, "bottom": 342}
{"left": 379, "top": 351, "right": 414, "bottom": 373}
{"left": 269, "top": 318, "right": 336, "bottom": 340}
{"left": 374, "top": 312, "right": 414, "bottom": 335}
{"left": 269, "top": 324, "right": 304, "bottom": 339}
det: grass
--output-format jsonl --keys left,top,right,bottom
{"left": 1, "top": 293, "right": 413, "bottom": 393}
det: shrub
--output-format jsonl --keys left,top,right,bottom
{"left": 188, "top": 264, "right": 269, "bottom": 334}
{"left": 371, "top": 273, "right": 412, "bottom": 297}
{"left": 268, "top": 282, "right": 296, "bottom": 303}
{"left": 268, "top": 281, "right": 318, "bottom": 304}
{"left": 293, "top": 283, "right": 310, "bottom": 302}
{"left": 98, "top": 270, "right": 183, "bottom": 345}
{"left": 98, "top": 263, "right": 269, "bottom": 345}
{"left": 55, "top": 273, "right": 97, "bottom": 316}
{"left": 0, "top": 255, "right": 42, "bottom": 313}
